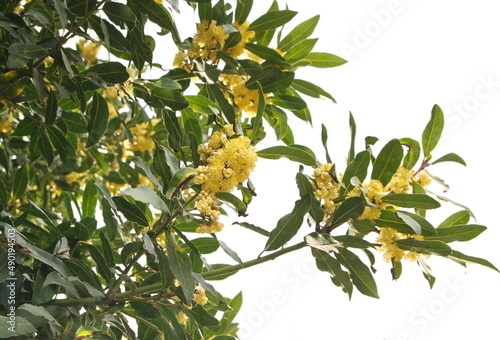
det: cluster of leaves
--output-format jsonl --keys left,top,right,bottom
{"left": 0, "top": 0, "right": 496, "bottom": 339}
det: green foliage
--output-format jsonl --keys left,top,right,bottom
{"left": 0, "top": 0, "right": 495, "bottom": 339}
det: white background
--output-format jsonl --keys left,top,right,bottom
{"left": 165, "top": 1, "right": 500, "bottom": 339}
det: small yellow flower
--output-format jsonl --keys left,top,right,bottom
{"left": 227, "top": 21, "right": 255, "bottom": 58}
{"left": 376, "top": 227, "right": 424, "bottom": 262}
{"left": 176, "top": 312, "right": 189, "bottom": 326}
{"left": 414, "top": 170, "right": 432, "bottom": 188}
{"left": 313, "top": 163, "right": 340, "bottom": 215}
{"left": 0, "top": 114, "right": 14, "bottom": 133}
{"left": 220, "top": 74, "right": 260, "bottom": 117}
{"left": 77, "top": 39, "right": 100, "bottom": 65}
{"left": 193, "top": 285, "right": 208, "bottom": 305}
{"left": 386, "top": 166, "right": 413, "bottom": 194}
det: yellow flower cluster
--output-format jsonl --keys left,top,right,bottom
{"left": 376, "top": 227, "right": 424, "bottom": 262}
{"left": 122, "top": 120, "right": 159, "bottom": 154}
{"left": 176, "top": 311, "right": 189, "bottom": 326}
{"left": 77, "top": 39, "right": 100, "bottom": 65}
{"left": 220, "top": 74, "right": 260, "bottom": 117}
{"left": 194, "top": 128, "right": 257, "bottom": 233}
{"left": 193, "top": 285, "right": 208, "bottom": 305}
{"left": 13, "top": 0, "right": 31, "bottom": 14}
{"left": 174, "top": 20, "right": 229, "bottom": 70}
{"left": 312, "top": 163, "right": 340, "bottom": 215}
{"left": 0, "top": 114, "right": 13, "bottom": 133}
{"left": 227, "top": 21, "right": 255, "bottom": 58}
{"left": 349, "top": 179, "right": 387, "bottom": 220}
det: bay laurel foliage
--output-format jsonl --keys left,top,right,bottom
{"left": 0, "top": 0, "right": 496, "bottom": 338}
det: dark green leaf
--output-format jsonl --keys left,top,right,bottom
{"left": 187, "top": 304, "right": 219, "bottom": 327}
{"left": 186, "top": 95, "right": 218, "bottom": 115}
{"left": 205, "top": 84, "right": 235, "bottom": 123}
{"left": 112, "top": 196, "right": 149, "bottom": 226}
{"left": 375, "top": 209, "right": 417, "bottom": 235}
{"left": 257, "top": 144, "right": 316, "bottom": 166}
{"left": 0, "top": 316, "right": 37, "bottom": 337}
{"left": 351, "top": 220, "right": 377, "bottom": 235}
{"left": 333, "top": 236, "right": 375, "bottom": 249}
{"left": 400, "top": 138, "right": 421, "bottom": 170}
{"left": 336, "top": 249, "right": 379, "bottom": 298}
{"left": 38, "top": 127, "right": 54, "bottom": 165}
{"left": 46, "top": 126, "right": 77, "bottom": 166}
{"left": 249, "top": 10, "right": 297, "bottom": 32}
{"left": 438, "top": 210, "right": 471, "bottom": 228}
{"left": 270, "top": 94, "right": 307, "bottom": 110}
{"left": 121, "top": 186, "right": 170, "bottom": 213}
{"left": 394, "top": 239, "right": 452, "bottom": 256}
{"left": 102, "top": 2, "right": 137, "bottom": 29}
{"left": 422, "top": 104, "right": 445, "bottom": 158}
{"left": 311, "top": 248, "right": 353, "bottom": 299}
{"left": 447, "top": 250, "right": 499, "bottom": 272}
{"left": 167, "top": 233, "right": 195, "bottom": 303}
{"left": 244, "top": 43, "right": 285, "bottom": 62}
{"left": 180, "top": 238, "right": 219, "bottom": 254}
{"left": 396, "top": 211, "right": 437, "bottom": 236}
{"left": 382, "top": 193, "right": 441, "bottom": 209}
{"left": 265, "top": 195, "right": 312, "bottom": 251}
{"left": 45, "top": 90, "right": 58, "bottom": 125}
{"left": 67, "top": 0, "right": 97, "bottom": 16}
{"left": 86, "top": 92, "right": 109, "bottom": 148}
{"left": 321, "top": 124, "right": 332, "bottom": 163}
{"left": 371, "top": 139, "right": 404, "bottom": 186}
{"left": 235, "top": 0, "right": 253, "bottom": 23}
{"left": 84, "top": 62, "right": 130, "bottom": 84}
{"left": 292, "top": 79, "right": 335, "bottom": 102}
{"left": 278, "top": 15, "right": 320, "bottom": 51}
{"left": 425, "top": 224, "right": 486, "bottom": 243}
{"left": 284, "top": 38, "right": 317, "bottom": 63}
{"left": 215, "top": 192, "right": 247, "bottom": 216}
{"left": 302, "top": 52, "right": 347, "bottom": 68}
{"left": 232, "top": 221, "right": 270, "bottom": 237}
{"left": 62, "top": 111, "right": 87, "bottom": 133}
{"left": 432, "top": 153, "right": 466, "bottom": 166}
{"left": 246, "top": 67, "right": 294, "bottom": 93}
{"left": 131, "top": 0, "right": 179, "bottom": 42}
{"left": 341, "top": 150, "right": 371, "bottom": 194}
{"left": 79, "top": 243, "right": 113, "bottom": 284}
{"left": 330, "top": 197, "right": 365, "bottom": 228}
{"left": 82, "top": 179, "right": 98, "bottom": 218}
{"left": 12, "top": 162, "right": 29, "bottom": 201}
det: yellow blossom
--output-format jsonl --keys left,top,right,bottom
{"left": 376, "top": 227, "right": 424, "bottom": 262}
{"left": 313, "top": 163, "right": 340, "bottom": 215}
{"left": 105, "top": 181, "right": 127, "bottom": 195}
{"left": 220, "top": 74, "right": 260, "bottom": 117}
{"left": 414, "top": 170, "right": 432, "bottom": 187}
{"left": 65, "top": 171, "right": 91, "bottom": 188}
{"left": 176, "top": 312, "right": 189, "bottom": 326}
{"left": 348, "top": 179, "right": 386, "bottom": 221}
{"left": 193, "top": 285, "right": 208, "bottom": 305}
{"left": 386, "top": 166, "right": 413, "bottom": 193}
{"left": 173, "top": 279, "right": 181, "bottom": 287}
{"left": 0, "top": 114, "right": 14, "bottom": 133}
{"left": 77, "top": 39, "right": 100, "bottom": 65}
{"left": 227, "top": 21, "right": 255, "bottom": 58}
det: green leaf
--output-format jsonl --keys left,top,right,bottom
{"left": 250, "top": 82, "right": 266, "bottom": 144}
{"left": 447, "top": 250, "right": 499, "bottom": 272}
{"left": 422, "top": 104, "right": 445, "bottom": 158}
{"left": 351, "top": 220, "right": 377, "bottom": 235}
{"left": 396, "top": 211, "right": 437, "bottom": 236}
{"left": 46, "top": 126, "right": 77, "bottom": 166}
{"left": 44, "top": 90, "right": 58, "bottom": 125}
{"left": 38, "top": 128, "right": 54, "bottom": 165}
{"left": 86, "top": 92, "right": 109, "bottom": 148}
{"left": 394, "top": 239, "right": 452, "bottom": 256}
{"left": 12, "top": 162, "right": 29, "bottom": 202}
{"left": 82, "top": 179, "right": 98, "bottom": 218}
{"left": 186, "top": 95, "right": 218, "bottom": 115}
{"left": 102, "top": 2, "right": 137, "bottom": 30}
{"left": 330, "top": 197, "right": 365, "bottom": 228}
{"left": 348, "top": 112, "right": 356, "bottom": 164}
{"left": 257, "top": 144, "right": 316, "bottom": 166}
{"left": 311, "top": 248, "right": 353, "bottom": 299}
{"left": 321, "top": 124, "right": 332, "bottom": 163}
{"left": 84, "top": 62, "right": 130, "bottom": 83}
{"left": 246, "top": 67, "right": 294, "bottom": 93}
{"left": 432, "top": 153, "right": 466, "bottom": 166}
{"left": 62, "top": 112, "right": 87, "bottom": 133}
{"left": 371, "top": 139, "right": 404, "bottom": 186}
{"left": 79, "top": 243, "right": 113, "bottom": 285}
{"left": 278, "top": 15, "right": 320, "bottom": 51}
{"left": 336, "top": 249, "right": 379, "bottom": 298}
{"left": 333, "top": 236, "right": 375, "bottom": 249}
{"left": 235, "top": 0, "right": 253, "bottom": 23}
{"left": 265, "top": 195, "right": 312, "bottom": 251}
{"left": 186, "top": 304, "right": 219, "bottom": 327}
{"left": 121, "top": 186, "right": 170, "bottom": 213}
{"left": 112, "top": 196, "right": 149, "bottom": 226}
{"left": 292, "top": 79, "right": 335, "bottom": 102}
{"left": 284, "top": 38, "right": 318, "bottom": 63}
{"left": 375, "top": 209, "right": 417, "bottom": 235}
{"left": 302, "top": 52, "right": 347, "bottom": 68}
{"left": 131, "top": 0, "right": 179, "bottom": 42}
{"left": 438, "top": 210, "right": 471, "bottom": 228}
{"left": 215, "top": 192, "right": 247, "bottom": 216}
{"left": 244, "top": 43, "right": 286, "bottom": 62}
{"left": 341, "top": 150, "right": 371, "bottom": 194}
{"left": 0, "top": 316, "right": 37, "bottom": 338}
{"left": 382, "top": 193, "right": 441, "bottom": 209}
{"left": 425, "top": 224, "right": 486, "bottom": 243}
{"left": 181, "top": 109, "right": 202, "bottom": 144}
{"left": 232, "top": 221, "right": 270, "bottom": 237}
{"left": 270, "top": 94, "right": 307, "bottom": 110}
{"left": 67, "top": 0, "right": 97, "bottom": 16}
{"left": 400, "top": 138, "right": 421, "bottom": 170}
{"left": 249, "top": 10, "right": 297, "bottom": 32}
{"left": 150, "top": 87, "right": 189, "bottom": 111}
{"left": 180, "top": 238, "right": 219, "bottom": 254}
{"left": 205, "top": 84, "right": 235, "bottom": 123}
{"left": 167, "top": 233, "right": 195, "bottom": 304}
{"left": 305, "top": 232, "right": 342, "bottom": 253}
